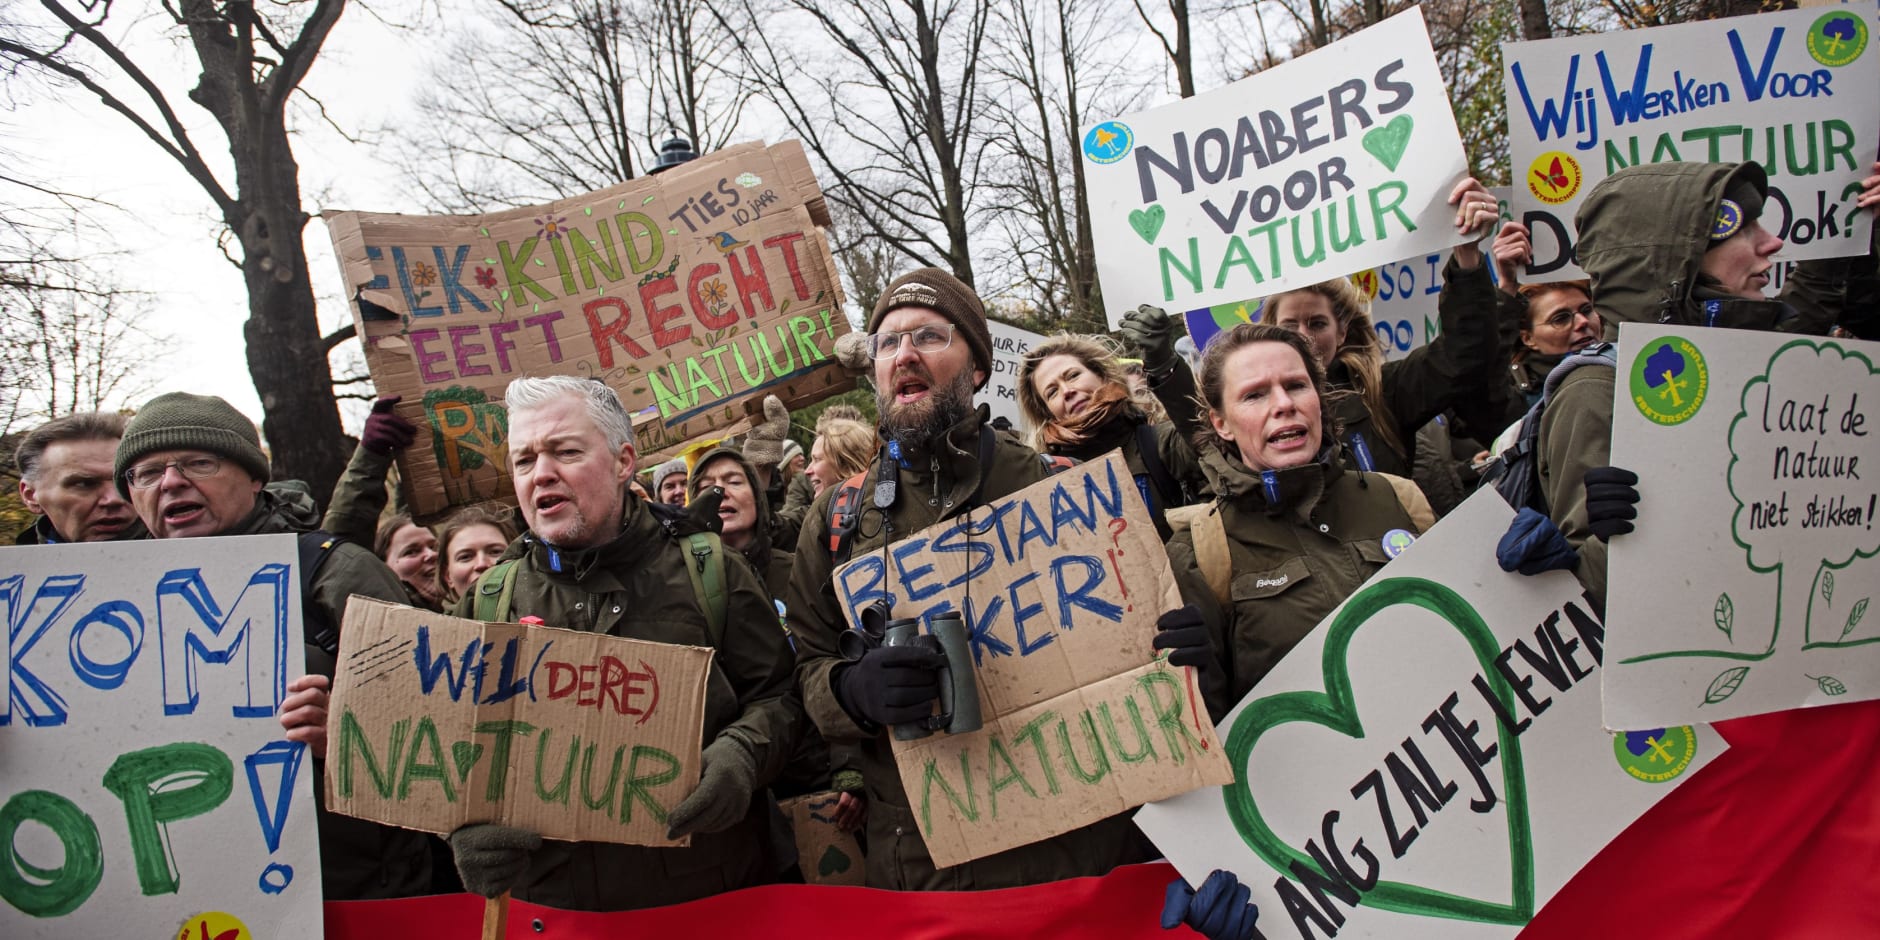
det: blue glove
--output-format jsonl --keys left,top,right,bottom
{"left": 1496, "top": 507, "right": 1580, "bottom": 575}
{"left": 1162, "top": 869, "right": 1261, "bottom": 940}
{"left": 1584, "top": 466, "right": 1640, "bottom": 541}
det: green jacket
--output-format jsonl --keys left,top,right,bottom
{"left": 451, "top": 491, "right": 800, "bottom": 911}
{"left": 1171, "top": 446, "right": 1426, "bottom": 704}
{"left": 226, "top": 484, "right": 439, "bottom": 900}
{"left": 787, "top": 407, "right": 1154, "bottom": 890}
{"left": 1040, "top": 409, "right": 1203, "bottom": 539}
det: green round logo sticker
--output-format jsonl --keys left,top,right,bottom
{"left": 1629, "top": 335, "right": 1708, "bottom": 425}
{"left": 1613, "top": 726, "right": 1697, "bottom": 782}
{"left": 1806, "top": 11, "right": 1867, "bottom": 68}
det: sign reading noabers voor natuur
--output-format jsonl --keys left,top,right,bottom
{"left": 830, "top": 453, "right": 1232, "bottom": 868}
{"left": 0, "top": 535, "right": 322, "bottom": 940}
{"left": 1083, "top": 7, "right": 1471, "bottom": 327}
{"left": 326, "top": 140, "right": 853, "bottom": 519}
{"left": 1135, "top": 491, "right": 1724, "bottom": 940}
{"left": 1502, "top": 5, "right": 1880, "bottom": 281}
{"left": 1605, "top": 324, "right": 1880, "bottom": 729}
{"left": 324, "top": 598, "right": 713, "bottom": 846}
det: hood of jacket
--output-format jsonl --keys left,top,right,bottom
{"left": 1575, "top": 161, "right": 1787, "bottom": 332}
{"left": 1196, "top": 440, "right": 1346, "bottom": 527}
{"left": 226, "top": 481, "right": 324, "bottom": 536}
{"left": 686, "top": 444, "right": 773, "bottom": 574}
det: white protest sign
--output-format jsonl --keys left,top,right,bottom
{"left": 1502, "top": 6, "right": 1880, "bottom": 280}
{"left": 1350, "top": 188, "right": 1516, "bottom": 362}
{"left": 979, "top": 319, "right": 1046, "bottom": 429}
{"left": 1084, "top": 7, "right": 1470, "bottom": 326}
{"left": 0, "top": 535, "right": 321, "bottom": 939}
{"left": 831, "top": 453, "right": 1230, "bottom": 867}
{"left": 1135, "top": 491, "right": 1722, "bottom": 939}
{"left": 1605, "top": 323, "right": 1880, "bottom": 729}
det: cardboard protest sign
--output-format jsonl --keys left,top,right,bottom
{"left": 0, "top": 536, "right": 320, "bottom": 939}
{"left": 1502, "top": 6, "right": 1880, "bottom": 280}
{"left": 777, "top": 792, "right": 866, "bottom": 886}
{"left": 979, "top": 319, "right": 1046, "bottom": 429}
{"left": 1084, "top": 7, "right": 1470, "bottom": 326}
{"left": 830, "top": 453, "right": 1231, "bottom": 866}
{"left": 325, "top": 598, "right": 713, "bottom": 845}
{"left": 1135, "top": 491, "right": 1724, "bottom": 939}
{"left": 1605, "top": 324, "right": 1880, "bottom": 728}
{"left": 326, "top": 140, "right": 854, "bottom": 518}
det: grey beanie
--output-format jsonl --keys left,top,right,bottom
{"left": 651, "top": 458, "right": 688, "bottom": 492}
{"left": 115, "top": 392, "right": 270, "bottom": 496}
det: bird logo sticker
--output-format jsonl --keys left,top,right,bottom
{"left": 1527, "top": 151, "right": 1582, "bottom": 205}
{"left": 1083, "top": 121, "right": 1135, "bottom": 165}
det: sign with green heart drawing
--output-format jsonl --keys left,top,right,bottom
{"left": 1135, "top": 491, "right": 1723, "bottom": 938}
{"left": 1081, "top": 6, "right": 1471, "bottom": 328}
{"left": 1605, "top": 324, "right": 1880, "bottom": 730}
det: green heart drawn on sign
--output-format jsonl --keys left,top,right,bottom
{"left": 818, "top": 845, "right": 852, "bottom": 876}
{"left": 1129, "top": 205, "right": 1167, "bottom": 244}
{"left": 1223, "top": 576, "right": 1535, "bottom": 925}
{"left": 451, "top": 741, "right": 485, "bottom": 782}
{"left": 1362, "top": 115, "right": 1415, "bottom": 172}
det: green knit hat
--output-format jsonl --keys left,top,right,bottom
{"left": 115, "top": 392, "right": 270, "bottom": 496}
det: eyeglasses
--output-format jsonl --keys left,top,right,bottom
{"left": 123, "top": 455, "right": 224, "bottom": 489}
{"left": 1544, "top": 302, "right": 1596, "bottom": 328}
{"left": 865, "top": 324, "right": 955, "bottom": 359}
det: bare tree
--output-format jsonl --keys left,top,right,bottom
{"left": 389, "top": 0, "right": 749, "bottom": 211}
{"left": 1, "top": 0, "right": 356, "bottom": 504}
{"left": 1, "top": 256, "right": 169, "bottom": 438}
{"left": 1131, "top": 0, "right": 1194, "bottom": 98}
{"left": 714, "top": 0, "right": 993, "bottom": 287}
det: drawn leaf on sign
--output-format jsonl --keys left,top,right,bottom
{"left": 1822, "top": 569, "right": 1835, "bottom": 606}
{"left": 1713, "top": 592, "right": 1734, "bottom": 641}
{"left": 1804, "top": 674, "right": 1848, "bottom": 696}
{"left": 1842, "top": 598, "right": 1869, "bottom": 639}
{"left": 1701, "top": 666, "right": 1750, "bottom": 705}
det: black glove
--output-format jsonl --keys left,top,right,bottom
{"left": 833, "top": 644, "right": 948, "bottom": 728}
{"left": 1496, "top": 507, "right": 1580, "bottom": 576}
{"left": 667, "top": 735, "right": 757, "bottom": 839}
{"left": 1162, "top": 869, "right": 1261, "bottom": 940}
{"left": 448, "top": 823, "right": 541, "bottom": 898}
{"left": 1152, "top": 604, "right": 1210, "bottom": 670}
{"left": 360, "top": 395, "right": 416, "bottom": 456}
{"left": 1583, "top": 466, "right": 1640, "bottom": 541}
{"left": 1120, "top": 304, "right": 1176, "bottom": 375}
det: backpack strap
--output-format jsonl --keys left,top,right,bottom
{"left": 1133, "top": 422, "right": 1185, "bottom": 512}
{"left": 473, "top": 559, "right": 522, "bottom": 623}
{"left": 681, "top": 532, "right": 728, "bottom": 647}
{"left": 297, "top": 531, "right": 344, "bottom": 655}
{"left": 1370, "top": 472, "right": 1437, "bottom": 534}
{"left": 825, "top": 469, "right": 871, "bottom": 564}
{"left": 1190, "top": 506, "right": 1233, "bottom": 607}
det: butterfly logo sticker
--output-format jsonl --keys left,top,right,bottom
{"left": 1527, "top": 151, "right": 1583, "bottom": 205}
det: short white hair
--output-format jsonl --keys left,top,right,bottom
{"left": 504, "top": 376, "right": 637, "bottom": 453}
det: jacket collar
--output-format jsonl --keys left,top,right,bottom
{"left": 1198, "top": 442, "right": 1344, "bottom": 525}
{"left": 520, "top": 489, "right": 664, "bottom": 584}
{"left": 882, "top": 404, "right": 990, "bottom": 512}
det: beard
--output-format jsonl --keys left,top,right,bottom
{"left": 878, "top": 363, "right": 977, "bottom": 443}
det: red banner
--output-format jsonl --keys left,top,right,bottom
{"left": 325, "top": 699, "right": 1880, "bottom": 939}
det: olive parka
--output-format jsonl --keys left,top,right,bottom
{"left": 450, "top": 488, "right": 801, "bottom": 911}
{"left": 1171, "top": 445, "right": 1431, "bottom": 703}
{"left": 787, "top": 405, "right": 1156, "bottom": 890}
{"left": 229, "top": 483, "right": 440, "bottom": 901}
{"left": 1545, "top": 161, "right": 1796, "bottom": 611}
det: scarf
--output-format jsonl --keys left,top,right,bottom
{"left": 1040, "top": 382, "right": 1132, "bottom": 449}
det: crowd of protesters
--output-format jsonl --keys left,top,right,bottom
{"left": 13, "top": 160, "right": 1880, "bottom": 939}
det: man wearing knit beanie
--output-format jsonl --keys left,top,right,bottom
{"left": 652, "top": 457, "right": 689, "bottom": 506}
{"left": 114, "top": 390, "right": 436, "bottom": 900}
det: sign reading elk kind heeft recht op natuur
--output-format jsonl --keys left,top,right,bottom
{"left": 326, "top": 141, "right": 852, "bottom": 519}
{"left": 1083, "top": 7, "right": 1471, "bottom": 326}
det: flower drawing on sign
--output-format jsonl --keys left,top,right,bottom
{"left": 475, "top": 266, "right": 497, "bottom": 289}
{"left": 536, "top": 214, "right": 569, "bottom": 240}
{"left": 410, "top": 260, "right": 438, "bottom": 289}
{"left": 702, "top": 277, "right": 730, "bottom": 314}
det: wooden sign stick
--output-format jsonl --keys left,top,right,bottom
{"left": 481, "top": 891, "right": 509, "bottom": 940}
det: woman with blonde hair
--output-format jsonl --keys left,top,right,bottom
{"left": 1260, "top": 178, "right": 1503, "bottom": 479}
{"left": 1017, "top": 332, "right": 1200, "bottom": 536}
{"left": 805, "top": 416, "right": 877, "bottom": 496}
{"left": 433, "top": 504, "right": 519, "bottom": 605}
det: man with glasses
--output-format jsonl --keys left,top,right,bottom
{"left": 113, "top": 391, "right": 437, "bottom": 900}
{"left": 784, "top": 268, "right": 1161, "bottom": 890}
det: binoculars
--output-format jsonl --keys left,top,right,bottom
{"left": 842, "top": 599, "right": 982, "bottom": 739}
